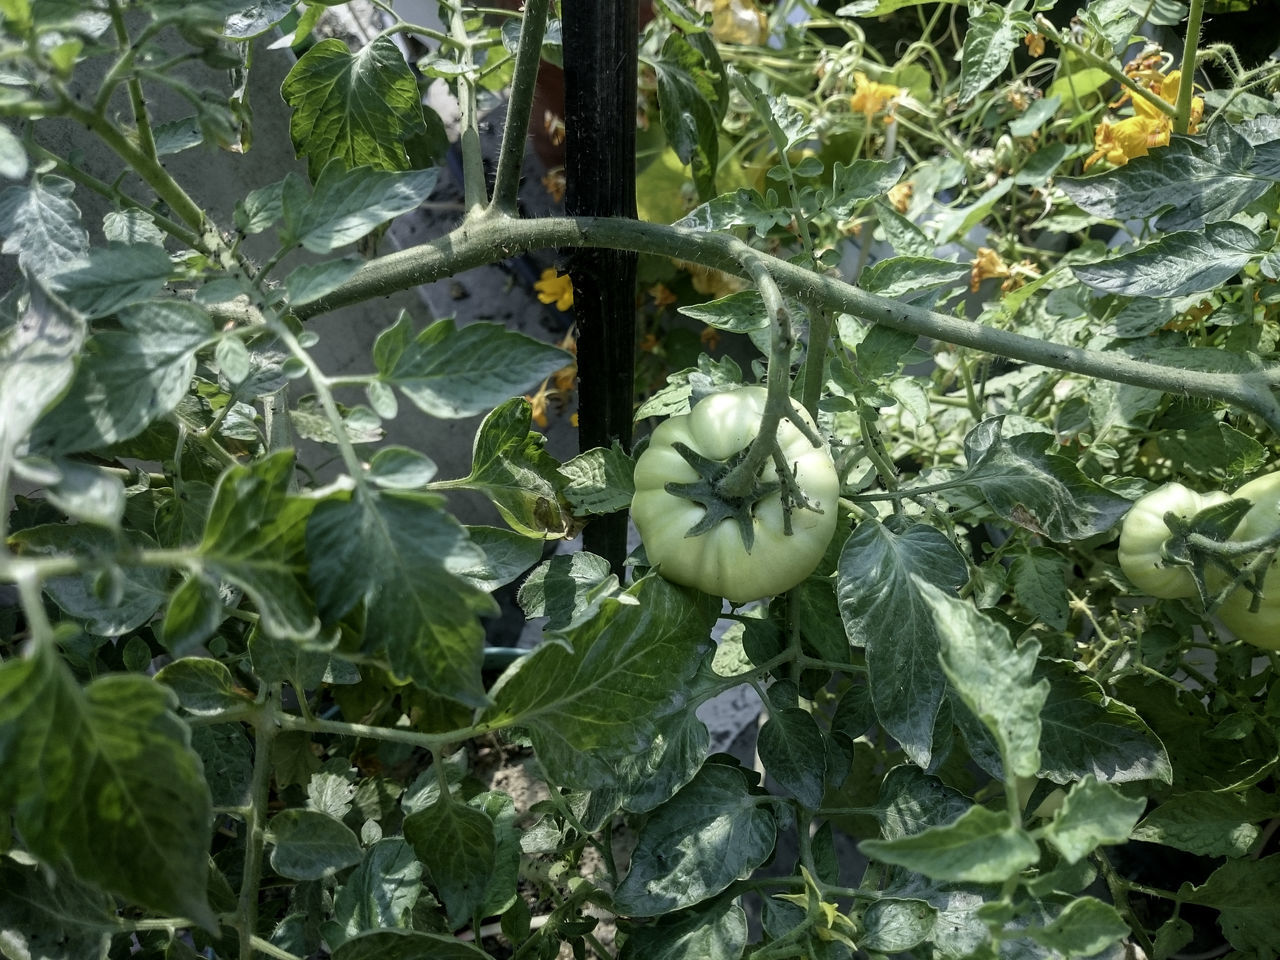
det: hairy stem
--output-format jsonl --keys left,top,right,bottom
{"left": 290, "top": 214, "right": 1280, "bottom": 433}
{"left": 1174, "top": 0, "right": 1204, "bottom": 134}
{"left": 488, "top": 0, "right": 549, "bottom": 215}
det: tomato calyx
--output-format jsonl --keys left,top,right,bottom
{"left": 664, "top": 441, "right": 783, "bottom": 551}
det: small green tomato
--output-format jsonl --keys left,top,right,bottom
{"left": 1212, "top": 471, "right": 1280, "bottom": 651}
{"left": 630, "top": 386, "right": 839, "bottom": 604}
{"left": 1116, "top": 482, "right": 1230, "bottom": 599}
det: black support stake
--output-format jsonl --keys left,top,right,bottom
{"left": 562, "top": 0, "right": 638, "bottom": 575}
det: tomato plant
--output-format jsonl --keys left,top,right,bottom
{"left": 631, "top": 385, "right": 839, "bottom": 603}
{"left": 1, "top": 0, "right": 1280, "bottom": 958}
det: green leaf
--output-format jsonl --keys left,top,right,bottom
{"left": 0, "top": 121, "right": 28, "bottom": 180}
{"left": 281, "top": 36, "right": 429, "bottom": 178}
{"left": 618, "top": 896, "right": 748, "bottom": 959}
{"left": 516, "top": 552, "right": 619, "bottom": 630}
{"left": 198, "top": 451, "right": 319, "bottom": 641}
{"left": 1061, "top": 124, "right": 1280, "bottom": 232}
{"left": 403, "top": 797, "right": 495, "bottom": 929}
{"left": 0, "top": 649, "right": 214, "bottom": 927}
{"left": 1073, "top": 221, "right": 1260, "bottom": 299}
{"left": 327, "top": 838, "right": 422, "bottom": 947}
{"left": 860, "top": 804, "right": 1039, "bottom": 884}
{"left": 1024, "top": 897, "right": 1130, "bottom": 956}
{"left": 1039, "top": 662, "right": 1172, "bottom": 784}
{"left": 331, "top": 930, "right": 489, "bottom": 960}
{"left": 612, "top": 763, "right": 776, "bottom": 916}
{"left": 282, "top": 258, "right": 362, "bottom": 306}
{"left": 1131, "top": 789, "right": 1280, "bottom": 857}
{"left": 483, "top": 575, "right": 715, "bottom": 793}
{"left": 451, "top": 525, "right": 543, "bottom": 592}
{"left": 836, "top": 0, "right": 961, "bottom": 13}
{"left": 376, "top": 313, "right": 571, "bottom": 419}
{"left": 925, "top": 580, "right": 1047, "bottom": 778}
{"left": 49, "top": 241, "right": 171, "bottom": 318}
{"left": 281, "top": 162, "right": 438, "bottom": 253}
{"left": 29, "top": 301, "right": 213, "bottom": 456}
{"left": 860, "top": 896, "right": 936, "bottom": 952}
{"left": 9, "top": 524, "right": 168, "bottom": 636}
{"left": 267, "top": 809, "right": 363, "bottom": 881}
{"left": 36, "top": 455, "right": 125, "bottom": 527}
{"left": 958, "top": 6, "right": 1020, "bottom": 105}
{"left": 0, "top": 174, "right": 88, "bottom": 277}
{"left": 368, "top": 445, "right": 437, "bottom": 489}
{"left": 826, "top": 157, "right": 907, "bottom": 219}
{"left": 836, "top": 520, "right": 968, "bottom": 767}
{"left": 0, "top": 281, "right": 85, "bottom": 466}
{"left": 452, "top": 398, "right": 568, "bottom": 537}
{"left": 306, "top": 489, "right": 496, "bottom": 706}
{"left": 190, "top": 723, "right": 252, "bottom": 809}
{"left": 872, "top": 765, "right": 973, "bottom": 841}
{"left": 1008, "top": 95, "right": 1061, "bottom": 138}
{"left": 161, "top": 574, "right": 224, "bottom": 654}
{"left": 235, "top": 177, "right": 286, "bottom": 235}
{"left": 155, "top": 657, "right": 254, "bottom": 716}
{"left": 675, "top": 289, "right": 772, "bottom": 334}
{"left": 756, "top": 706, "right": 827, "bottom": 808}
{"left": 1008, "top": 547, "right": 1070, "bottom": 630}
{"left": 1043, "top": 775, "right": 1146, "bottom": 864}
{"left": 653, "top": 31, "right": 722, "bottom": 199}
{"left": 675, "top": 188, "right": 791, "bottom": 236}
{"left": 471, "top": 790, "right": 520, "bottom": 917}
{"left": 859, "top": 257, "right": 968, "bottom": 302}
{"left": 289, "top": 395, "right": 383, "bottom": 445}
{"left": 0, "top": 859, "right": 115, "bottom": 960}
{"left": 559, "top": 442, "right": 635, "bottom": 516}
{"left": 223, "top": 0, "right": 293, "bottom": 39}
{"left": 954, "top": 418, "right": 1131, "bottom": 541}
{"left": 1181, "top": 855, "right": 1280, "bottom": 956}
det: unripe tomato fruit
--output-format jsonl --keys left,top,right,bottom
{"left": 1212, "top": 472, "right": 1280, "bottom": 650}
{"left": 1117, "top": 483, "right": 1230, "bottom": 599}
{"left": 630, "top": 386, "right": 840, "bottom": 604}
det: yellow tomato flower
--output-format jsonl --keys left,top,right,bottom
{"left": 850, "top": 72, "right": 902, "bottom": 119}
{"left": 1085, "top": 66, "right": 1205, "bottom": 170}
{"left": 535, "top": 268, "right": 574, "bottom": 311}
{"left": 1023, "top": 32, "right": 1045, "bottom": 58}
{"left": 970, "top": 247, "right": 1010, "bottom": 292}
{"left": 887, "top": 181, "right": 913, "bottom": 214}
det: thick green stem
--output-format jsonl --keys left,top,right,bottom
{"left": 292, "top": 214, "right": 1280, "bottom": 434}
{"left": 1173, "top": 0, "right": 1204, "bottom": 134}
{"left": 487, "top": 0, "right": 550, "bottom": 215}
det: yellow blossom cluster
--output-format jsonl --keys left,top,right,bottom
{"left": 1084, "top": 68, "right": 1204, "bottom": 170}
{"left": 850, "top": 72, "right": 904, "bottom": 122}
{"left": 525, "top": 326, "right": 578, "bottom": 429}
{"left": 534, "top": 268, "right": 574, "bottom": 312}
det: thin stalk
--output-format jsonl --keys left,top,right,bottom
{"left": 26, "top": 142, "right": 201, "bottom": 248}
{"left": 236, "top": 686, "right": 280, "bottom": 960}
{"left": 58, "top": 99, "right": 209, "bottom": 236}
{"left": 290, "top": 214, "right": 1280, "bottom": 434}
{"left": 488, "top": 0, "right": 550, "bottom": 215}
{"left": 1173, "top": 0, "right": 1204, "bottom": 134}
{"left": 448, "top": 4, "right": 489, "bottom": 211}
{"left": 1036, "top": 15, "right": 1177, "bottom": 120}
{"left": 106, "top": 0, "right": 156, "bottom": 160}
{"left": 277, "top": 712, "right": 487, "bottom": 751}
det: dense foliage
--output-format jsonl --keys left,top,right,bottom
{"left": 2, "top": 0, "right": 1280, "bottom": 958}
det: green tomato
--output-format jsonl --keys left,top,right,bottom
{"left": 630, "top": 386, "right": 840, "bottom": 604}
{"left": 1117, "top": 483, "right": 1230, "bottom": 599}
{"left": 1212, "top": 471, "right": 1280, "bottom": 651}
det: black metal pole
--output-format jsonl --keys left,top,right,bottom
{"left": 562, "top": 0, "right": 638, "bottom": 574}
